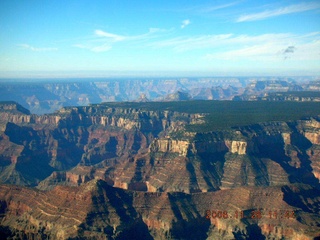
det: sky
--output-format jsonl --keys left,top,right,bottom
{"left": 0, "top": 0, "right": 319, "bottom": 77}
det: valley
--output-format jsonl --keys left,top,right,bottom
{"left": 0, "top": 99, "right": 319, "bottom": 239}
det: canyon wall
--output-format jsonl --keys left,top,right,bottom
{"left": 0, "top": 102, "right": 319, "bottom": 194}
{"left": 0, "top": 101, "right": 320, "bottom": 239}
{"left": 0, "top": 180, "right": 319, "bottom": 239}
{"left": 1, "top": 78, "right": 318, "bottom": 114}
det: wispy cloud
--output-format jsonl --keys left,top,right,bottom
{"left": 180, "top": 1, "right": 240, "bottom": 13}
{"left": 205, "top": 43, "right": 281, "bottom": 61}
{"left": 17, "top": 44, "right": 58, "bottom": 52}
{"left": 94, "top": 30, "right": 126, "bottom": 41}
{"left": 150, "top": 34, "right": 233, "bottom": 51}
{"left": 237, "top": 2, "right": 320, "bottom": 22}
{"left": 198, "top": 1, "right": 240, "bottom": 13}
{"left": 181, "top": 19, "right": 191, "bottom": 29}
{"left": 151, "top": 33, "right": 295, "bottom": 53}
{"left": 205, "top": 34, "right": 320, "bottom": 61}
{"left": 73, "top": 43, "right": 112, "bottom": 53}
{"left": 74, "top": 28, "right": 165, "bottom": 52}
{"left": 151, "top": 31, "right": 320, "bottom": 62}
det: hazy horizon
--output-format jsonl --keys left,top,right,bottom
{"left": 0, "top": 71, "right": 319, "bottom": 80}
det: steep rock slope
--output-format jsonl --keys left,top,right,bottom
{"left": 0, "top": 102, "right": 319, "bottom": 194}
{"left": 1, "top": 78, "right": 318, "bottom": 114}
{"left": 0, "top": 101, "right": 320, "bottom": 239}
{"left": 0, "top": 180, "right": 319, "bottom": 239}
{"left": 0, "top": 78, "right": 246, "bottom": 114}
{"left": 0, "top": 102, "right": 204, "bottom": 187}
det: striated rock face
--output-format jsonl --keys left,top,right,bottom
{"left": 0, "top": 101, "right": 30, "bottom": 114}
{"left": 0, "top": 102, "right": 319, "bottom": 194}
{"left": 0, "top": 180, "right": 319, "bottom": 239}
{"left": 229, "top": 140, "right": 248, "bottom": 154}
{"left": 150, "top": 139, "right": 190, "bottom": 156}
{"left": 0, "top": 78, "right": 249, "bottom": 114}
{"left": 0, "top": 101, "right": 320, "bottom": 239}
{"left": 2, "top": 78, "right": 318, "bottom": 114}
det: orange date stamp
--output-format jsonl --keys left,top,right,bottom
{"left": 205, "top": 209, "right": 295, "bottom": 220}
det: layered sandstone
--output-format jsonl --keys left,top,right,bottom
{"left": 0, "top": 180, "right": 319, "bottom": 239}
{"left": 0, "top": 102, "right": 319, "bottom": 194}
{"left": 0, "top": 101, "right": 320, "bottom": 239}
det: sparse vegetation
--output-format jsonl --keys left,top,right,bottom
{"left": 266, "top": 91, "right": 320, "bottom": 98}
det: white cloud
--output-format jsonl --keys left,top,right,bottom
{"left": 288, "top": 39, "right": 320, "bottom": 60}
{"left": 74, "top": 28, "right": 166, "bottom": 53}
{"left": 151, "top": 34, "right": 233, "bottom": 51}
{"left": 204, "top": 33, "right": 320, "bottom": 61}
{"left": 205, "top": 43, "right": 280, "bottom": 61}
{"left": 18, "top": 44, "right": 58, "bottom": 52}
{"left": 181, "top": 1, "right": 239, "bottom": 13}
{"left": 94, "top": 30, "right": 126, "bottom": 41}
{"left": 181, "top": 19, "right": 191, "bottom": 29}
{"left": 73, "top": 43, "right": 112, "bottom": 53}
{"left": 201, "top": 2, "right": 240, "bottom": 13}
{"left": 91, "top": 44, "right": 112, "bottom": 53}
{"left": 151, "top": 32, "right": 320, "bottom": 62}
{"left": 237, "top": 2, "right": 320, "bottom": 22}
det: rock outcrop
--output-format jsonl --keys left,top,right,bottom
{"left": 0, "top": 78, "right": 247, "bottom": 114}
{"left": 0, "top": 101, "right": 320, "bottom": 239}
{"left": 0, "top": 180, "right": 319, "bottom": 239}
{"left": 1, "top": 78, "right": 318, "bottom": 114}
{"left": 0, "top": 102, "right": 319, "bottom": 194}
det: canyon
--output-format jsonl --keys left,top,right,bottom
{"left": 0, "top": 100, "right": 319, "bottom": 239}
{"left": 0, "top": 180, "right": 319, "bottom": 239}
{"left": 1, "top": 77, "right": 319, "bottom": 114}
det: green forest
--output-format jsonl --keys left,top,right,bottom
{"left": 98, "top": 100, "right": 320, "bottom": 132}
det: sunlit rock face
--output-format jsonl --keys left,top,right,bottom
{"left": 0, "top": 181, "right": 319, "bottom": 239}
{"left": 150, "top": 139, "right": 190, "bottom": 156}
{"left": 0, "top": 102, "right": 320, "bottom": 239}
{"left": 0, "top": 101, "right": 319, "bottom": 193}
{"left": 229, "top": 140, "right": 247, "bottom": 154}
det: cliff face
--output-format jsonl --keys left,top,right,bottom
{"left": 1, "top": 78, "right": 318, "bottom": 114}
{"left": 0, "top": 78, "right": 246, "bottom": 114}
{"left": 0, "top": 102, "right": 319, "bottom": 194}
{"left": 0, "top": 102, "right": 203, "bottom": 187}
{"left": 0, "top": 180, "right": 319, "bottom": 239}
{"left": 0, "top": 101, "right": 320, "bottom": 239}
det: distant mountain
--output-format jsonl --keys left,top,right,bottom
{"left": 0, "top": 78, "right": 247, "bottom": 114}
{"left": 162, "top": 91, "right": 191, "bottom": 101}
{"left": 135, "top": 93, "right": 150, "bottom": 102}
{"left": 303, "top": 80, "right": 320, "bottom": 91}
{"left": 260, "top": 91, "right": 320, "bottom": 101}
{"left": 189, "top": 85, "right": 241, "bottom": 100}
{"left": 1, "top": 77, "right": 318, "bottom": 114}
{"left": 234, "top": 79, "right": 320, "bottom": 101}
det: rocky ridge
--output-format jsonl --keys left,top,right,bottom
{"left": 0, "top": 180, "right": 319, "bottom": 239}
{"left": 0, "top": 102, "right": 319, "bottom": 194}
{"left": 0, "top": 101, "right": 320, "bottom": 239}
{"left": 1, "top": 78, "right": 319, "bottom": 114}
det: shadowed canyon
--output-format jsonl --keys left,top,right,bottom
{"left": 0, "top": 99, "right": 319, "bottom": 239}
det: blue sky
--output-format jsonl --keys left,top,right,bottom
{"left": 0, "top": 0, "right": 319, "bottom": 77}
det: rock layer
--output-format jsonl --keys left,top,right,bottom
{"left": 0, "top": 180, "right": 319, "bottom": 239}
{"left": 0, "top": 102, "right": 319, "bottom": 194}
{"left": 0, "top": 101, "right": 320, "bottom": 239}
